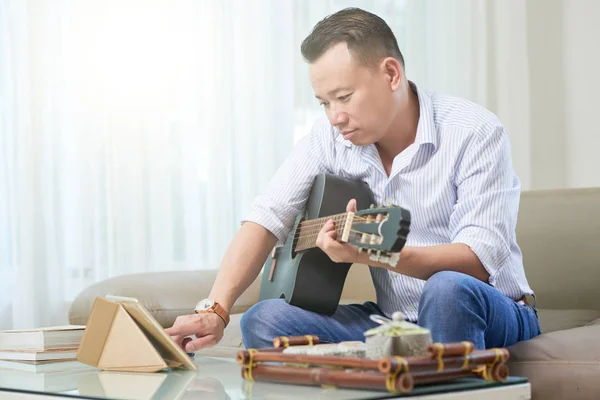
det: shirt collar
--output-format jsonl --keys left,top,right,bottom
{"left": 410, "top": 81, "right": 438, "bottom": 151}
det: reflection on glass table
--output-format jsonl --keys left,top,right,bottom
{"left": 0, "top": 355, "right": 529, "bottom": 400}
{"left": 70, "top": 356, "right": 393, "bottom": 400}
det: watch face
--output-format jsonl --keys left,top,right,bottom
{"left": 197, "top": 298, "right": 215, "bottom": 311}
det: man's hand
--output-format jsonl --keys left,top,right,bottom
{"left": 316, "top": 198, "right": 360, "bottom": 264}
{"left": 165, "top": 312, "right": 225, "bottom": 353}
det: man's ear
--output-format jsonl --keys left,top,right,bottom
{"left": 380, "top": 57, "right": 403, "bottom": 91}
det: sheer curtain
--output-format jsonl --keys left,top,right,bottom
{"left": 0, "top": 0, "right": 404, "bottom": 329}
{"left": 0, "top": 0, "right": 299, "bottom": 329}
{"left": 0, "top": 0, "right": 554, "bottom": 329}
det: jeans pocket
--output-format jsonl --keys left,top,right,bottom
{"left": 518, "top": 303, "right": 542, "bottom": 337}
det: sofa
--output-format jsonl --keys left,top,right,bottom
{"left": 69, "top": 187, "right": 600, "bottom": 399}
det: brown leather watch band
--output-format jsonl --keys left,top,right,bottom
{"left": 196, "top": 302, "right": 230, "bottom": 327}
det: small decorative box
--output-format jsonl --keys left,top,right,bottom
{"left": 364, "top": 312, "right": 432, "bottom": 358}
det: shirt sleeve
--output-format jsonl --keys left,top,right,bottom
{"left": 242, "top": 121, "right": 331, "bottom": 243}
{"left": 450, "top": 125, "right": 520, "bottom": 286}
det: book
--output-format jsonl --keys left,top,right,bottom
{"left": 0, "top": 325, "right": 85, "bottom": 351}
{"left": 0, "top": 348, "right": 78, "bottom": 362}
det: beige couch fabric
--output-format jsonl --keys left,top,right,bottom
{"left": 536, "top": 309, "right": 600, "bottom": 333}
{"left": 516, "top": 188, "right": 600, "bottom": 311}
{"left": 68, "top": 270, "right": 262, "bottom": 327}
{"left": 508, "top": 324, "right": 600, "bottom": 399}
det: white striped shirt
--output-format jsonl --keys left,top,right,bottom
{"left": 245, "top": 82, "right": 533, "bottom": 322}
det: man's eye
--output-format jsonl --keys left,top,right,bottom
{"left": 338, "top": 93, "right": 353, "bottom": 102}
{"left": 319, "top": 102, "right": 329, "bottom": 107}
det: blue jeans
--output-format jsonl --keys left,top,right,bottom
{"left": 241, "top": 271, "right": 541, "bottom": 350}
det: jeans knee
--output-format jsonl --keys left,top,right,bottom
{"left": 422, "top": 271, "right": 478, "bottom": 303}
{"left": 241, "top": 299, "right": 286, "bottom": 349}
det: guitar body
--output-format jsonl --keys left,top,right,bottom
{"left": 258, "top": 173, "right": 373, "bottom": 315}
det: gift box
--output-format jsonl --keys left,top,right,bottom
{"left": 364, "top": 312, "right": 432, "bottom": 358}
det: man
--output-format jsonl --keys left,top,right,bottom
{"left": 166, "top": 8, "right": 541, "bottom": 352}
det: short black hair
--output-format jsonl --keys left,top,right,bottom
{"left": 301, "top": 7, "right": 405, "bottom": 69}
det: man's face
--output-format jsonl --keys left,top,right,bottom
{"left": 309, "top": 42, "right": 396, "bottom": 146}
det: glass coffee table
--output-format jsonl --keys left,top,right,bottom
{"left": 0, "top": 356, "right": 530, "bottom": 400}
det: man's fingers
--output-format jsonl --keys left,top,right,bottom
{"left": 181, "top": 337, "right": 192, "bottom": 350}
{"left": 346, "top": 198, "right": 357, "bottom": 213}
{"left": 166, "top": 321, "right": 206, "bottom": 337}
{"left": 185, "top": 334, "right": 218, "bottom": 352}
{"left": 323, "top": 235, "right": 345, "bottom": 251}
{"left": 171, "top": 335, "right": 185, "bottom": 346}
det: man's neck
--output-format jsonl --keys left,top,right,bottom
{"left": 375, "top": 82, "right": 420, "bottom": 173}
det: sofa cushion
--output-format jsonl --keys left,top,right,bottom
{"left": 508, "top": 324, "right": 600, "bottom": 399}
{"left": 68, "top": 270, "right": 262, "bottom": 327}
{"left": 517, "top": 188, "right": 600, "bottom": 311}
{"left": 587, "top": 317, "right": 600, "bottom": 326}
{"left": 537, "top": 308, "right": 600, "bottom": 333}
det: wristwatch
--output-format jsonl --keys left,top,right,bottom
{"left": 194, "top": 298, "right": 230, "bottom": 327}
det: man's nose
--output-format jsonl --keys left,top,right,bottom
{"left": 327, "top": 107, "right": 349, "bottom": 128}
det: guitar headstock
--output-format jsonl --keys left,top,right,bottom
{"left": 347, "top": 205, "right": 411, "bottom": 255}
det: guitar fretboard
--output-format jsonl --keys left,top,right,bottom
{"left": 294, "top": 213, "right": 351, "bottom": 252}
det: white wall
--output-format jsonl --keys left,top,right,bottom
{"left": 563, "top": 0, "right": 600, "bottom": 188}
{"left": 526, "top": 0, "right": 567, "bottom": 189}
{"left": 527, "top": 0, "right": 600, "bottom": 189}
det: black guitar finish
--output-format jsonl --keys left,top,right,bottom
{"left": 258, "top": 173, "right": 373, "bottom": 315}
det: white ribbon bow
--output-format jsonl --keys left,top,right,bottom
{"left": 364, "top": 312, "right": 427, "bottom": 337}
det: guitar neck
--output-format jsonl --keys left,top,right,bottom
{"left": 294, "top": 212, "right": 354, "bottom": 252}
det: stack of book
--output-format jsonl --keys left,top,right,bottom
{"left": 0, "top": 325, "right": 96, "bottom": 393}
{"left": 0, "top": 325, "right": 85, "bottom": 372}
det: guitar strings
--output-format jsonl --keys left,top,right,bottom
{"left": 293, "top": 214, "right": 376, "bottom": 239}
{"left": 295, "top": 214, "right": 370, "bottom": 230}
{"left": 293, "top": 215, "right": 370, "bottom": 240}
{"left": 293, "top": 218, "right": 381, "bottom": 246}
{"left": 295, "top": 213, "right": 370, "bottom": 228}
{"left": 293, "top": 213, "right": 380, "bottom": 239}
{"left": 294, "top": 231, "right": 366, "bottom": 249}
{"left": 292, "top": 208, "right": 393, "bottom": 248}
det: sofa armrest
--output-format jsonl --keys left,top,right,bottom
{"left": 68, "top": 269, "right": 262, "bottom": 328}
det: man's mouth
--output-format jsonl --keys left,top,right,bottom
{"left": 341, "top": 129, "right": 357, "bottom": 138}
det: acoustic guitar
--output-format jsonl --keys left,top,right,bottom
{"left": 258, "top": 173, "right": 411, "bottom": 315}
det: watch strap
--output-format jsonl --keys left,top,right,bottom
{"left": 196, "top": 301, "right": 230, "bottom": 327}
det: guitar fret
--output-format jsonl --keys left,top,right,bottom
{"left": 295, "top": 213, "right": 349, "bottom": 252}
